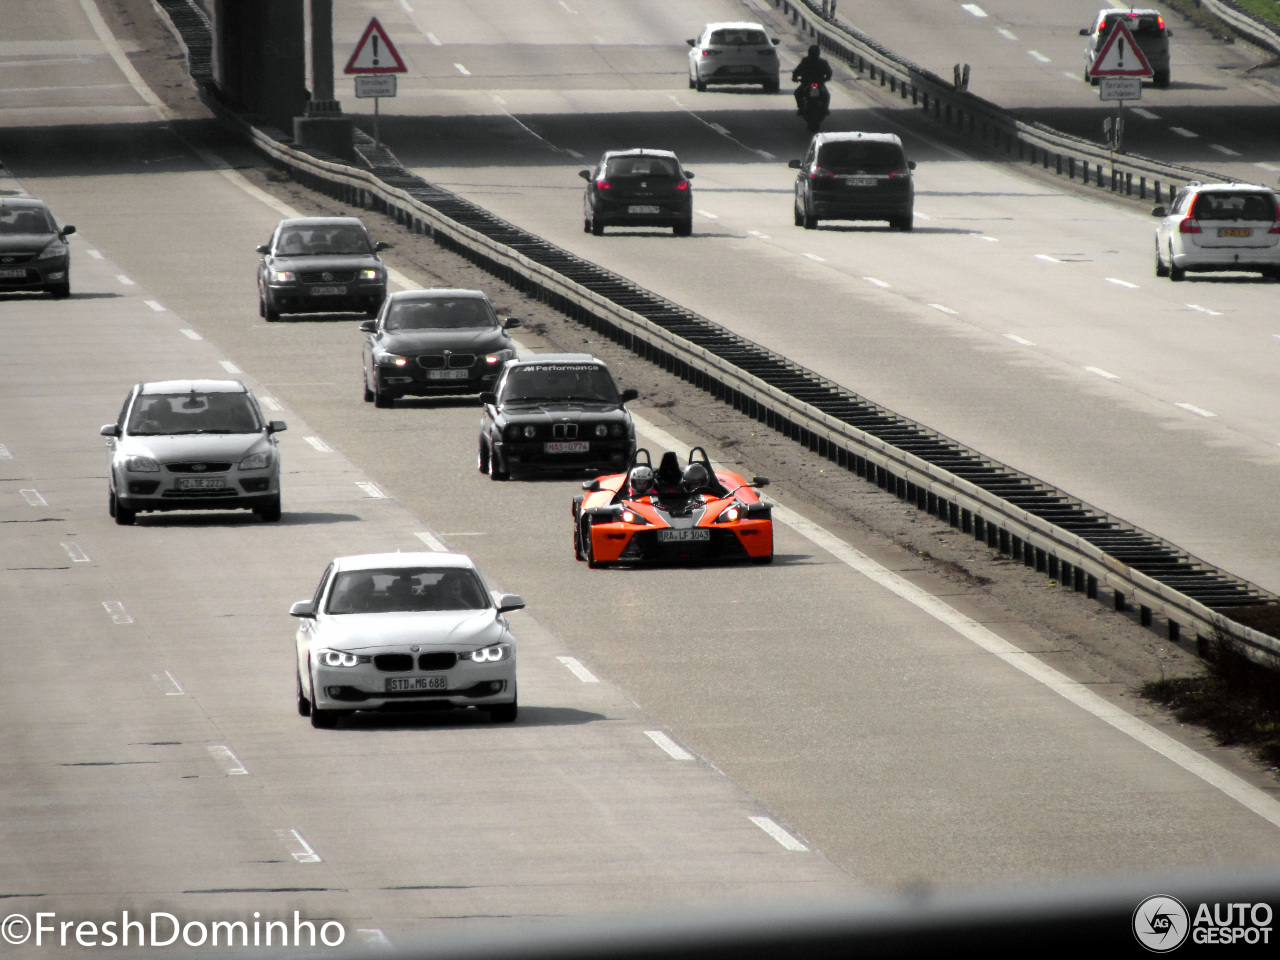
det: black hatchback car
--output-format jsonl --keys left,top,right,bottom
{"left": 0, "top": 198, "right": 75, "bottom": 298}
{"left": 360, "top": 289, "right": 521, "bottom": 407}
{"left": 789, "top": 132, "right": 916, "bottom": 231}
{"left": 478, "top": 354, "right": 637, "bottom": 480}
{"left": 256, "top": 217, "right": 389, "bottom": 321}
{"left": 580, "top": 150, "right": 694, "bottom": 236}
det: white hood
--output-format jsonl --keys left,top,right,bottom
{"left": 317, "top": 609, "right": 504, "bottom": 652}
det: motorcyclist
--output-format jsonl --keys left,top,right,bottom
{"left": 791, "top": 44, "right": 833, "bottom": 115}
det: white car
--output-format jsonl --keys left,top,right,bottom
{"left": 291, "top": 553, "right": 523, "bottom": 728}
{"left": 1153, "top": 182, "right": 1280, "bottom": 281}
{"left": 687, "top": 22, "right": 780, "bottom": 93}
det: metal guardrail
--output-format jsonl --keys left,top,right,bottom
{"left": 154, "top": 0, "right": 1280, "bottom": 669}
{"left": 1201, "top": 0, "right": 1280, "bottom": 56}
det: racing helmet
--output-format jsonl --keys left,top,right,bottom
{"left": 808, "top": 44, "right": 820, "bottom": 58}
{"left": 680, "top": 462, "right": 709, "bottom": 494}
{"left": 629, "top": 465, "right": 655, "bottom": 496}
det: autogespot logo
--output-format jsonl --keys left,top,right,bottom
{"left": 1133, "top": 895, "right": 1190, "bottom": 953}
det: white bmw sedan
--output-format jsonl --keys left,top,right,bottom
{"left": 291, "top": 553, "right": 523, "bottom": 728}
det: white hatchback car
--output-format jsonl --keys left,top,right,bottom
{"left": 291, "top": 553, "right": 523, "bottom": 728}
{"left": 1153, "top": 182, "right": 1280, "bottom": 281}
{"left": 687, "top": 22, "right": 780, "bottom": 93}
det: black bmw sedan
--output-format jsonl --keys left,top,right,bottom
{"left": 361, "top": 289, "right": 521, "bottom": 407}
{"left": 256, "top": 216, "right": 389, "bottom": 321}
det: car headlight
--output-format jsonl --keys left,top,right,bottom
{"left": 610, "top": 423, "right": 624, "bottom": 438}
{"left": 485, "top": 349, "right": 515, "bottom": 366}
{"left": 715, "top": 504, "right": 742, "bottom": 523}
{"left": 522, "top": 424, "right": 537, "bottom": 439}
{"left": 377, "top": 354, "right": 409, "bottom": 367}
{"left": 270, "top": 270, "right": 296, "bottom": 282}
{"left": 38, "top": 240, "right": 68, "bottom": 260}
{"left": 504, "top": 423, "right": 523, "bottom": 440}
{"left": 125, "top": 455, "right": 160, "bottom": 473}
{"left": 620, "top": 509, "right": 651, "bottom": 526}
{"left": 593, "top": 423, "right": 608, "bottom": 438}
{"left": 317, "top": 649, "right": 370, "bottom": 668}
{"left": 239, "top": 450, "right": 272, "bottom": 470}
{"left": 359, "top": 268, "right": 380, "bottom": 280}
{"left": 468, "top": 643, "right": 511, "bottom": 663}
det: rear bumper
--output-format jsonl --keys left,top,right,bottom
{"left": 1172, "top": 247, "right": 1280, "bottom": 272}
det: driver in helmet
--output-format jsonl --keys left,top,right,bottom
{"left": 628, "top": 464, "right": 655, "bottom": 499}
{"left": 680, "top": 462, "right": 710, "bottom": 496}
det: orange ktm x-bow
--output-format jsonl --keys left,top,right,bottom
{"left": 572, "top": 448, "right": 773, "bottom": 567}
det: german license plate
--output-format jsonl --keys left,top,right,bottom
{"left": 545, "top": 441, "right": 589, "bottom": 454}
{"left": 847, "top": 177, "right": 876, "bottom": 187}
{"left": 428, "top": 368, "right": 469, "bottom": 380}
{"left": 309, "top": 285, "right": 347, "bottom": 295}
{"left": 658, "top": 528, "right": 710, "bottom": 542}
{"left": 176, "top": 477, "right": 225, "bottom": 490}
{"left": 0, "top": 268, "right": 26, "bottom": 278}
{"left": 387, "top": 676, "right": 447, "bottom": 692}
{"left": 628, "top": 205, "right": 660, "bottom": 214}
{"left": 1218, "top": 228, "right": 1252, "bottom": 238}
{"left": 728, "top": 65, "right": 754, "bottom": 74}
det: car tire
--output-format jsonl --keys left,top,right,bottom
{"left": 1170, "top": 260, "right": 1186, "bottom": 282}
{"left": 894, "top": 213, "right": 914, "bottom": 232}
{"left": 752, "top": 553, "right": 774, "bottom": 565}
{"left": 763, "top": 79, "right": 779, "bottom": 94}
{"left": 254, "top": 496, "right": 282, "bottom": 522}
{"left": 673, "top": 219, "right": 692, "bottom": 237}
{"left": 296, "top": 670, "right": 311, "bottom": 717}
{"left": 802, "top": 205, "right": 817, "bottom": 230}
{"left": 1154, "top": 69, "right": 1170, "bottom": 89}
{"left": 264, "top": 300, "right": 280, "bottom": 323}
{"left": 688, "top": 74, "right": 696, "bottom": 90}
{"left": 488, "top": 689, "right": 518, "bottom": 723}
{"left": 794, "top": 201, "right": 804, "bottom": 227}
{"left": 489, "top": 448, "right": 509, "bottom": 481}
{"left": 310, "top": 704, "right": 338, "bottom": 729}
{"left": 49, "top": 282, "right": 70, "bottom": 299}
{"left": 373, "top": 374, "right": 393, "bottom": 408}
{"left": 591, "top": 217, "right": 604, "bottom": 237}
{"left": 695, "top": 78, "right": 707, "bottom": 92}
{"left": 1155, "top": 242, "right": 1170, "bottom": 278}
{"left": 583, "top": 217, "right": 592, "bottom": 233}
{"left": 363, "top": 373, "right": 374, "bottom": 403}
{"left": 112, "top": 491, "right": 136, "bottom": 526}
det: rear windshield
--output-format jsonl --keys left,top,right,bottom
{"left": 501, "top": 364, "right": 620, "bottom": 404}
{"left": 1192, "top": 192, "right": 1277, "bottom": 221}
{"left": 326, "top": 567, "right": 490, "bottom": 614}
{"left": 275, "top": 224, "right": 370, "bottom": 256}
{"left": 384, "top": 297, "right": 497, "bottom": 331}
{"left": 1102, "top": 14, "right": 1165, "bottom": 36}
{"left": 128, "top": 391, "right": 262, "bottom": 436}
{"left": 605, "top": 156, "right": 680, "bottom": 179}
{"left": 709, "top": 28, "right": 768, "bottom": 46}
{"left": 816, "top": 141, "right": 907, "bottom": 173}
{"left": 0, "top": 206, "right": 55, "bottom": 235}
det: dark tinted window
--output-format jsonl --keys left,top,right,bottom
{"left": 501, "top": 364, "right": 621, "bottom": 403}
{"left": 326, "top": 568, "right": 490, "bottom": 614}
{"left": 127, "top": 391, "right": 261, "bottom": 436}
{"left": 276, "top": 224, "right": 370, "bottom": 256}
{"left": 1103, "top": 14, "right": 1164, "bottom": 36}
{"left": 605, "top": 156, "right": 679, "bottom": 179}
{"left": 816, "top": 141, "right": 907, "bottom": 173}
{"left": 0, "top": 206, "right": 55, "bottom": 235}
{"left": 709, "top": 28, "right": 768, "bottom": 46}
{"left": 1193, "top": 192, "right": 1276, "bottom": 221}
{"left": 384, "top": 297, "right": 497, "bottom": 331}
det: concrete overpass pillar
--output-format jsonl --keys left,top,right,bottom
{"left": 294, "top": 0, "right": 354, "bottom": 160}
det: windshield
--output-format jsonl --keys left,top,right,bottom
{"left": 709, "top": 28, "right": 768, "bottom": 45}
{"left": 816, "top": 141, "right": 907, "bottom": 173}
{"left": 127, "top": 392, "right": 262, "bottom": 436}
{"left": 605, "top": 156, "right": 679, "bottom": 179}
{"left": 275, "top": 224, "right": 370, "bottom": 256}
{"left": 384, "top": 297, "right": 498, "bottom": 331}
{"left": 1192, "top": 192, "right": 1277, "bottom": 222}
{"left": 326, "top": 568, "right": 490, "bottom": 614}
{"left": 0, "top": 207, "right": 55, "bottom": 235}
{"left": 500, "top": 364, "right": 620, "bottom": 404}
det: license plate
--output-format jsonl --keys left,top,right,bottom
{"left": 728, "top": 65, "right": 754, "bottom": 74}
{"left": 0, "top": 268, "right": 26, "bottom": 278}
{"left": 628, "top": 205, "right": 660, "bottom": 214}
{"left": 1218, "top": 228, "right": 1252, "bottom": 238}
{"left": 657, "top": 528, "right": 710, "bottom": 542}
{"left": 545, "top": 441, "right": 589, "bottom": 454}
{"left": 428, "top": 368, "right": 470, "bottom": 380}
{"left": 847, "top": 177, "right": 876, "bottom": 187}
{"left": 309, "top": 285, "right": 347, "bottom": 295}
{"left": 387, "top": 676, "right": 447, "bottom": 692}
{"left": 176, "top": 477, "right": 226, "bottom": 490}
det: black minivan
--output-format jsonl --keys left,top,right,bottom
{"left": 789, "top": 132, "right": 916, "bottom": 232}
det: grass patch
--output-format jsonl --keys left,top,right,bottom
{"left": 1161, "top": 0, "right": 1280, "bottom": 39}
{"left": 1233, "top": 0, "right": 1280, "bottom": 30}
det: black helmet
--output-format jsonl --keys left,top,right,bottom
{"left": 680, "top": 462, "right": 709, "bottom": 494}
{"left": 629, "top": 465, "right": 655, "bottom": 496}
{"left": 808, "top": 44, "right": 821, "bottom": 58}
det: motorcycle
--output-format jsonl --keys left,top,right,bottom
{"left": 799, "top": 82, "right": 829, "bottom": 133}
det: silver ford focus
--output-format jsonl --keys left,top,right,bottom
{"left": 290, "top": 553, "right": 523, "bottom": 729}
{"left": 100, "top": 379, "right": 286, "bottom": 525}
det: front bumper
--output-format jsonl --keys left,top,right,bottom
{"left": 589, "top": 520, "right": 773, "bottom": 563}
{"left": 379, "top": 365, "right": 503, "bottom": 397}
{"left": 115, "top": 468, "right": 280, "bottom": 513}
{"left": 496, "top": 438, "right": 634, "bottom": 473}
{"left": 0, "top": 255, "right": 69, "bottom": 292}
{"left": 312, "top": 660, "right": 516, "bottom": 712}
{"left": 265, "top": 281, "right": 386, "bottom": 314}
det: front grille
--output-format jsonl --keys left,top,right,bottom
{"left": 0, "top": 254, "right": 35, "bottom": 264}
{"left": 167, "top": 462, "right": 232, "bottom": 473}
{"left": 161, "top": 488, "right": 237, "bottom": 499}
{"left": 415, "top": 354, "right": 475, "bottom": 369}
{"left": 374, "top": 654, "right": 413, "bottom": 672}
{"left": 553, "top": 423, "right": 578, "bottom": 440}
{"left": 300, "top": 270, "right": 356, "bottom": 283}
{"left": 419, "top": 652, "right": 457, "bottom": 670}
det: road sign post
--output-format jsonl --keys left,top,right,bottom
{"left": 344, "top": 18, "right": 407, "bottom": 152}
{"left": 1088, "top": 21, "right": 1153, "bottom": 157}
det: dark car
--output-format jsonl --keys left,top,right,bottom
{"left": 789, "top": 132, "right": 916, "bottom": 231}
{"left": 1082, "top": 8, "right": 1172, "bottom": 88}
{"left": 256, "top": 216, "right": 389, "bottom": 321}
{"left": 478, "top": 354, "right": 638, "bottom": 480}
{"left": 579, "top": 150, "right": 694, "bottom": 237}
{"left": 0, "top": 198, "right": 75, "bottom": 298}
{"left": 360, "top": 288, "right": 521, "bottom": 407}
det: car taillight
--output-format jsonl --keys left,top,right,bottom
{"left": 701, "top": 49, "right": 719, "bottom": 56}
{"left": 887, "top": 170, "right": 907, "bottom": 179}
{"left": 1157, "top": 15, "right": 1165, "bottom": 29}
{"left": 1269, "top": 207, "right": 1280, "bottom": 234}
{"left": 596, "top": 179, "right": 610, "bottom": 190}
{"left": 1178, "top": 218, "right": 1201, "bottom": 234}
{"left": 808, "top": 166, "right": 834, "bottom": 180}
{"left": 675, "top": 180, "right": 689, "bottom": 191}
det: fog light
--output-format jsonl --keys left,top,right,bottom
{"left": 326, "top": 687, "right": 343, "bottom": 697}
{"left": 489, "top": 681, "right": 502, "bottom": 692}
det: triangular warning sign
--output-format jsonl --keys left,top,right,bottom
{"left": 344, "top": 18, "right": 407, "bottom": 74}
{"left": 1088, "top": 21, "right": 1153, "bottom": 78}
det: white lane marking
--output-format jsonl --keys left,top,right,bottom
{"left": 397, "top": 0, "right": 413, "bottom": 12}
{"left": 303, "top": 436, "right": 333, "bottom": 452}
{"left": 61, "top": 543, "right": 90, "bottom": 563}
{"left": 155, "top": 670, "right": 185, "bottom": 696}
{"left": 748, "top": 230, "right": 771, "bottom": 240}
{"left": 997, "top": 28, "right": 1017, "bottom": 40}
{"left": 356, "top": 481, "right": 387, "bottom": 498}
{"left": 558, "top": 0, "right": 577, "bottom": 12}
{"left": 1187, "top": 304, "right": 1221, "bottom": 316}
{"left": 863, "top": 276, "right": 890, "bottom": 288}
{"left": 1176, "top": 402, "right": 1216, "bottom": 418}
{"left": 709, "top": 123, "right": 731, "bottom": 136}
{"left": 489, "top": 93, "right": 506, "bottom": 106}
{"left": 980, "top": 236, "right": 999, "bottom": 242}
{"left": 1132, "top": 108, "right": 1160, "bottom": 120}
{"left": 631, "top": 410, "right": 1280, "bottom": 830}
{"left": 1085, "top": 366, "right": 1120, "bottom": 380}
{"left": 76, "top": 0, "right": 170, "bottom": 119}
{"left": 425, "top": 32, "right": 441, "bottom": 46}
{"left": 565, "top": 149, "right": 584, "bottom": 160}
{"left": 208, "top": 744, "right": 249, "bottom": 776}
{"left": 440, "top": 531, "right": 487, "bottom": 536}
{"left": 1028, "top": 50, "right": 1050, "bottom": 63}
{"left": 665, "top": 94, "right": 770, "bottom": 161}
{"left": 1003, "top": 333, "right": 1035, "bottom": 346}
{"left": 645, "top": 731, "right": 694, "bottom": 760}
{"left": 929, "top": 303, "right": 957, "bottom": 315}
{"left": 275, "top": 828, "right": 322, "bottom": 863}
{"left": 1035, "top": 254, "right": 1061, "bottom": 263}
{"left": 961, "top": 3, "right": 987, "bottom": 17}
{"left": 116, "top": 274, "right": 134, "bottom": 285}
{"left": 1062, "top": 71, "right": 1079, "bottom": 82}
{"left": 804, "top": 253, "right": 826, "bottom": 262}
{"left": 1256, "top": 163, "right": 1280, "bottom": 173}
{"left": 453, "top": 62, "right": 471, "bottom": 76}
{"left": 356, "top": 929, "right": 393, "bottom": 948}
{"left": 1170, "top": 127, "right": 1198, "bottom": 138}
{"left": 87, "top": 249, "right": 104, "bottom": 259}
{"left": 753, "top": 148, "right": 778, "bottom": 161}
{"left": 144, "top": 300, "right": 165, "bottom": 312}
{"left": 102, "top": 601, "right": 133, "bottom": 624}
{"left": 1106, "top": 277, "right": 1138, "bottom": 288}
{"left": 260, "top": 397, "right": 283, "bottom": 411}
{"left": 1209, "top": 144, "right": 1241, "bottom": 156}
{"left": 387, "top": 267, "right": 420, "bottom": 291}
{"left": 20, "top": 489, "right": 47, "bottom": 506}
{"left": 695, "top": 209, "right": 719, "bottom": 220}
{"left": 219, "top": 360, "right": 242, "bottom": 374}
{"left": 180, "top": 329, "right": 202, "bottom": 340}
{"left": 415, "top": 531, "right": 449, "bottom": 552}
{"left": 749, "top": 816, "right": 808, "bottom": 851}
{"left": 0, "top": 444, "right": 10, "bottom": 459}
{"left": 557, "top": 656, "right": 599, "bottom": 683}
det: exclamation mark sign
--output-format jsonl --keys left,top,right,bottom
{"left": 372, "top": 34, "right": 380, "bottom": 66}
{"left": 1117, "top": 38, "right": 1125, "bottom": 69}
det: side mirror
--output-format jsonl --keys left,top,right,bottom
{"left": 752, "top": 476, "right": 771, "bottom": 487}
{"left": 503, "top": 317, "right": 521, "bottom": 329}
{"left": 582, "top": 478, "right": 601, "bottom": 492}
{"left": 1079, "top": 28, "right": 1089, "bottom": 36}
{"left": 256, "top": 243, "right": 270, "bottom": 254}
{"left": 684, "top": 171, "right": 695, "bottom": 180}
{"left": 1151, "top": 206, "right": 1168, "bottom": 218}
{"left": 497, "top": 593, "right": 526, "bottom": 613}
{"left": 99, "top": 424, "right": 120, "bottom": 438}
{"left": 620, "top": 388, "right": 639, "bottom": 404}
{"left": 578, "top": 169, "right": 591, "bottom": 180}
{"left": 772, "top": 38, "right": 780, "bottom": 46}
{"left": 61, "top": 225, "right": 76, "bottom": 237}
{"left": 686, "top": 39, "right": 696, "bottom": 47}
{"left": 268, "top": 420, "right": 288, "bottom": 433}
{"left": 480, "top": 391, "right": 497, "bottom": 406}
{"left": 374, "top": 241, "right": 391, "bottom": 251}
{"left": 289, "top": 600, "right": 315, "bottom": 618}
{"left": 908, "top": 160, "right": 917, "bottom": 170}
{"left": 359, "top": 319, "right": 377, "bottom": 332}
{"left": 787, "top": 159, "right": 802, "bottom": 169}
{"left": 1166, "top": 30, "right": 1173, "bottom": 37}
